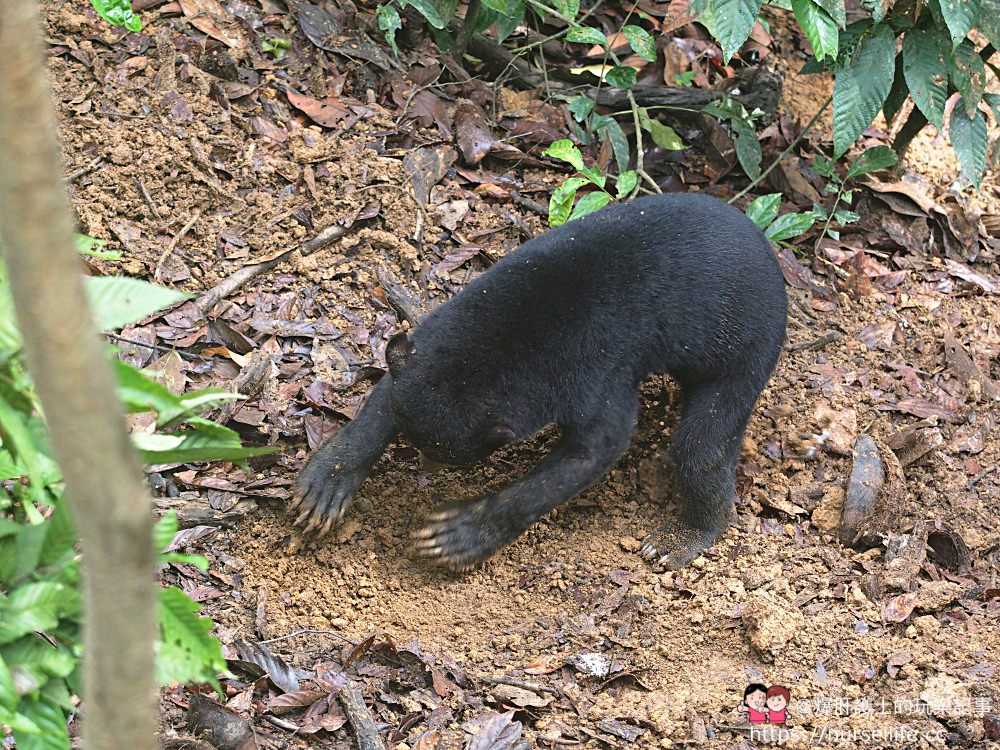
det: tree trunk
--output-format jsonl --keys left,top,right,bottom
{"left": 0, "top": 4, "right": 158, "bottom": 750}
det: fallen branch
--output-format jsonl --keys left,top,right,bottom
{"left": 155, "top": 208, "right": 201, "bottom": 281}
{"left": 337, "top": 681, "right": 387, "bottom": 750}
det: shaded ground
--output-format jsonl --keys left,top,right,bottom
{"left": 43, "top": 1, "right": 1000, "bottom": 747}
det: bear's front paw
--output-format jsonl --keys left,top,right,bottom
{"left": 289, "top": 447, "right": 368, "bottom": 537}
{"left": 412, "top": 497, "right": 512, "bottom": 571}
{"left": 639, "top": 520, "right": 725, "bottom": 570}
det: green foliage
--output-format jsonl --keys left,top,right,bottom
{"left": 706, "top": 0, "right": 765, "bottom": 62}
{"left": 90, "top": 0, "right": 141, "bottom": 32}
{"left": 831, "top": 23, "right": 895, "bottom": 158}
{"left": 704, "top": 98, "right": 762, "bottom": 180}
{"left": 745, "top": 192, "right": 816, "bottom": 242}
{"left": 377, "top": 5, "right": 403, "bottom": 55}
{"left": 85, "top": 276, "right": 189, "bottom": 331}
{"left": 791, "top": 0, "right": 839, "bottom": 61}
{"left": 0, "top": 260, "right": 271, "bottom": 747}
{"left": 949, "top": 107, "right": 989, "bottom": 189}
{"left": 542, "top": 140, "right": 635, "bottom": 226}
{"left": 902, "top": 27, "right": 949, "bottom": 128}
{"left": 262, "top": 37, "right": 291, "bottom": 60}
{"left": 401, "top": 0, "right": 458, "bottom": 29}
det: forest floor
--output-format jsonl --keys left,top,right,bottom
{"left": 42, "top": 0, "right": 1000, "bottom": 747}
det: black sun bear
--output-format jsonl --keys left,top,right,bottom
{"left": 290, "top": 193, "right": 788, "bottom": 570}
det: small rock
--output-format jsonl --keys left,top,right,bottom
{"left": 917, "top": 580, "right": 963, "bottom": 611}
{"left": 619, "top": 536, "right": 642, "bottom": 552}
{"left": 913, "top": 615, "right": 941, "bottom": 636}
{"left": 743, "top": 590, "right": 804, "bottom": 657}
{"left": 741, "top": 563, "right": 782, "bottom": 591}
{"left": 812, "top": 486, "right": 844, "bottom": 533}
{"left": 920, "top": 674, "right": 972, "bottom": 719}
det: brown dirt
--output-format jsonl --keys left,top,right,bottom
{"left": 43, "top": 2, "right": 1000, "bottom": 748}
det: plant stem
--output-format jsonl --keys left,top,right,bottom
{"left": 728, "top": 93, "right": 832, "bottom": 204}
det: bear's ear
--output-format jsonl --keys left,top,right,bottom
{"left": 386, "top": 331, "right": 414, "bottom": 379}
{"left": 480, "top": 421, "right": 516, "bottom": 451}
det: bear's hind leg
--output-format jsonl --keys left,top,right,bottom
{"left": 639, "top": 375, "right": 760, "bottom": 569}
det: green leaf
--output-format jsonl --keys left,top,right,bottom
{"left": 567, "top": 95, "right": 595, "bottom": 123}
{"left": 0, "top": 583, "right": 68, "bottom": 645}
{"left": 592, "top": 115, "right": 630, "bottom": 173}
{"left": 977, "top": 0, "right": 1000, "bottom": 48}
{"left": 85, "top": 277, "right": 189, "bottom": 331}
{"left": 950, "top": 40, "right": 987, "bottom": 118}
{"left": 13, "top": 697, "right": 70, "bottom": 750}
{"left": 0, "top": 392, "right": 49, "bottom": 519}
{"left": 157, "top": 587, "right": 226, "bottom": 690}
{"left": 132, "top": 423, "right": 275, "bottom": 464}
{"left": 551, "top": 0, "right": 580, "bottom": 21}
{"left": 542, "top": 139, "right": 585, "bottom": 170}
{"left": 605, "top": 66, "right": 637, "bottom": 89}
{"left": 709, "top": 0, "right": 765, "bottom": 62}
{"left": 765, "top": 212, "right": 816, "bottom": 242}
{"left": 638, "top": 108, "right": 688, "bottom": 150}
{"left": 154, "top": 511, "right": 180, "bottom": 554}
{"left": 812, "top": 0, "right": 845, "bottom": 27}
{"left": 791, "top": 0, "right": 839, "bottom": 61}
{"left": 745, "top": 193, "right": 782, "bottom": 229}
{"left": 548, "top": 177, "right": 588, "bottom": 227}
{"left": 949, "top": 106, "right": 988, "bottom": 188}
{"left": 566, "top": 26, "right": 607, "bottom": 45}
{"left": 846, "top": 145, "right": 898, "bottom": 178}
{"left": 623, "top": 25, "right": 657, "bottom": 62}
{"left": 567, "top": 192, "right": 612, "bottom": 222}
{"left": 832, "top": 23, "right": 895, "bottom": 158}
{"left": 90, "top": 0, "right": 142, "bottom": 32}
{"left": 377, "top": 5, "right": 402, "bottom": 56}
{"left": 902, "top": 27, "right": 949, "bottom": 128}
{"left": 615, "top": 171, "right": 638, "bottom": 199}
{"left": 406, "top": 0, "right": 458, "bottom": 28}
{"left": 579, "top": 165, "right": 606, "bottom": 189}
{"left": 938, "top": 0, "right": 979, "bottom": 47}
{"left": 39, "top": 502, "right": 77, "bottom": 568}
{"left": 113, "top": 360, "right": 186, "bottom": 424}
{"left": 731, "top": 117, "right": 762, "bottom": 179}
{"left": 495, "top": 0, "right": 524, "bottom": 41}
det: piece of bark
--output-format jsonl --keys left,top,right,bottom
{"left": 337, "top": 681, "right": 387, "bottom": 750}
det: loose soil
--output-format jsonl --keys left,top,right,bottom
{"left": 42, "top": 2, "right": 1000, "bottom": 747}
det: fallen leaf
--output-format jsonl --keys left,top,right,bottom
{"left": 286, "top": 89, "right": 350, "bottom": 128}
{"left": 455, "top": 100, "right": 495, "bottom": 165}
{"left": 178, "top": 0, "right": 246, "bottom": 48}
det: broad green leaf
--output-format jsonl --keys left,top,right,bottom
{"left": 542, "top": 139, "right": 585, "bottom": 170}
{"left": 832, "top": 23, "right": 895, "bottom": 158}
{"left": 157, "top": 587, "right": 226, "bottom": 690}
{"left": 791, "top": 0, "right": 839, "bottom": 61}
{"left": 40, "top": 502, "right": 77, "bottom": 568}
{"left": 90, "top": 0, "right": 142, "bottom": 31}
{"left": 949, "top": 106, "right": 988, "bottom": 188}
{"left": 551, "top": 0, "right": 580, "bottom": 21}
{"left": 745, "top": 193, "right": 782, "bottom": 229}
{"left": 567, "top": 95, "right": 595, "bottom": 123}
{"left": 977, "top": 0, "right": 1000, "bottom": 48}
{"left": 950, "top": 40, "right": 987, "bottom": 118}
{"left": 709, "top": 0, "right": 765, "bottom": 62}
{"left": 0, "top": 523, "right": 46, "bottom": 586}
{"left": 132, "top": 418, "right": 275, "bottom": 464}
{"left": 567, "top": 192, "right": 612, "bottom": 222}
{"left": 812, "top": 0, "right": 845, "bottom": 27}
{"left": 0, "top": 270, "right": 22, "bottom": 361}
{"left": 939, "top": 0, "right": 979, "bottom": 47}
{"left": 74, "top": 235, "right": 119, "bottom": 260}
{"left": 566, "top": 26, "right": 607, "bottom": 45}
{"left": 984, "top": 93, "right": 1000, "bottom": 125}
{"left": 0, "top": 657, "right": 16, "bottom": 711}
{"left": 13, "top": 698, "right": 70, "bottom": 750}
{"left": 731, "top": 117, "right": 762, "bottom": 179}
{"left": 406, "top": 0, "right": 458, "bottom": 29}
{"left": 623, "top": 25, "right": 657, "bottom": 62}
{"left": 548, "top": 177, "right": 588, "bottom": 227}
{"left": 113, "top": 360, "right": 186, "bottom": 424}
{"left": 615, "top": 171, "right": 638, "bottom": 199}
{"left": 846, "top": 145, "right": 898, "bottom": 178}
{"left": 765, "top": 212, "right": 816, "bottom": 242}
{"left": 638, "top": 107, "right": 688, "bottom": 150}
{"left": 579, "top": 165, "right": 606, "bottom": 189}
{"left": 377, "top": 4, "right": 402, "bottom": 56}
{"left": 496, "top": 0, "right": 525, "bottom": 41}
{"left": 902, "top": 27, "right": 948, "bottom": 128}
{"left": 605, "top": 66, "right": 637, "bottom": 89}
{"left": 592, "top": 115, "right": 630, "bottom": 173}
{"left": 0, "top": 583, "right": 67, "bottom": 645}
{"left": 472, "top": 6, "right": 497, "bottom": 34}
{"left": 85, "top": 276, "right": 189, "bottom": 331}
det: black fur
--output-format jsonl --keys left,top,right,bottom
{"left": 291, "top": 193, "right": 787, "bottom": 570}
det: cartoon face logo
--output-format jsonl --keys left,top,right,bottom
{"left": 741, "top": 683, "right": 791, "bottom": 725}
{"left": 765, "top": 685, "right": 791, "bottom": 724}
{"left": 742, "top": 683, "right": 769, "bottom": 723}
